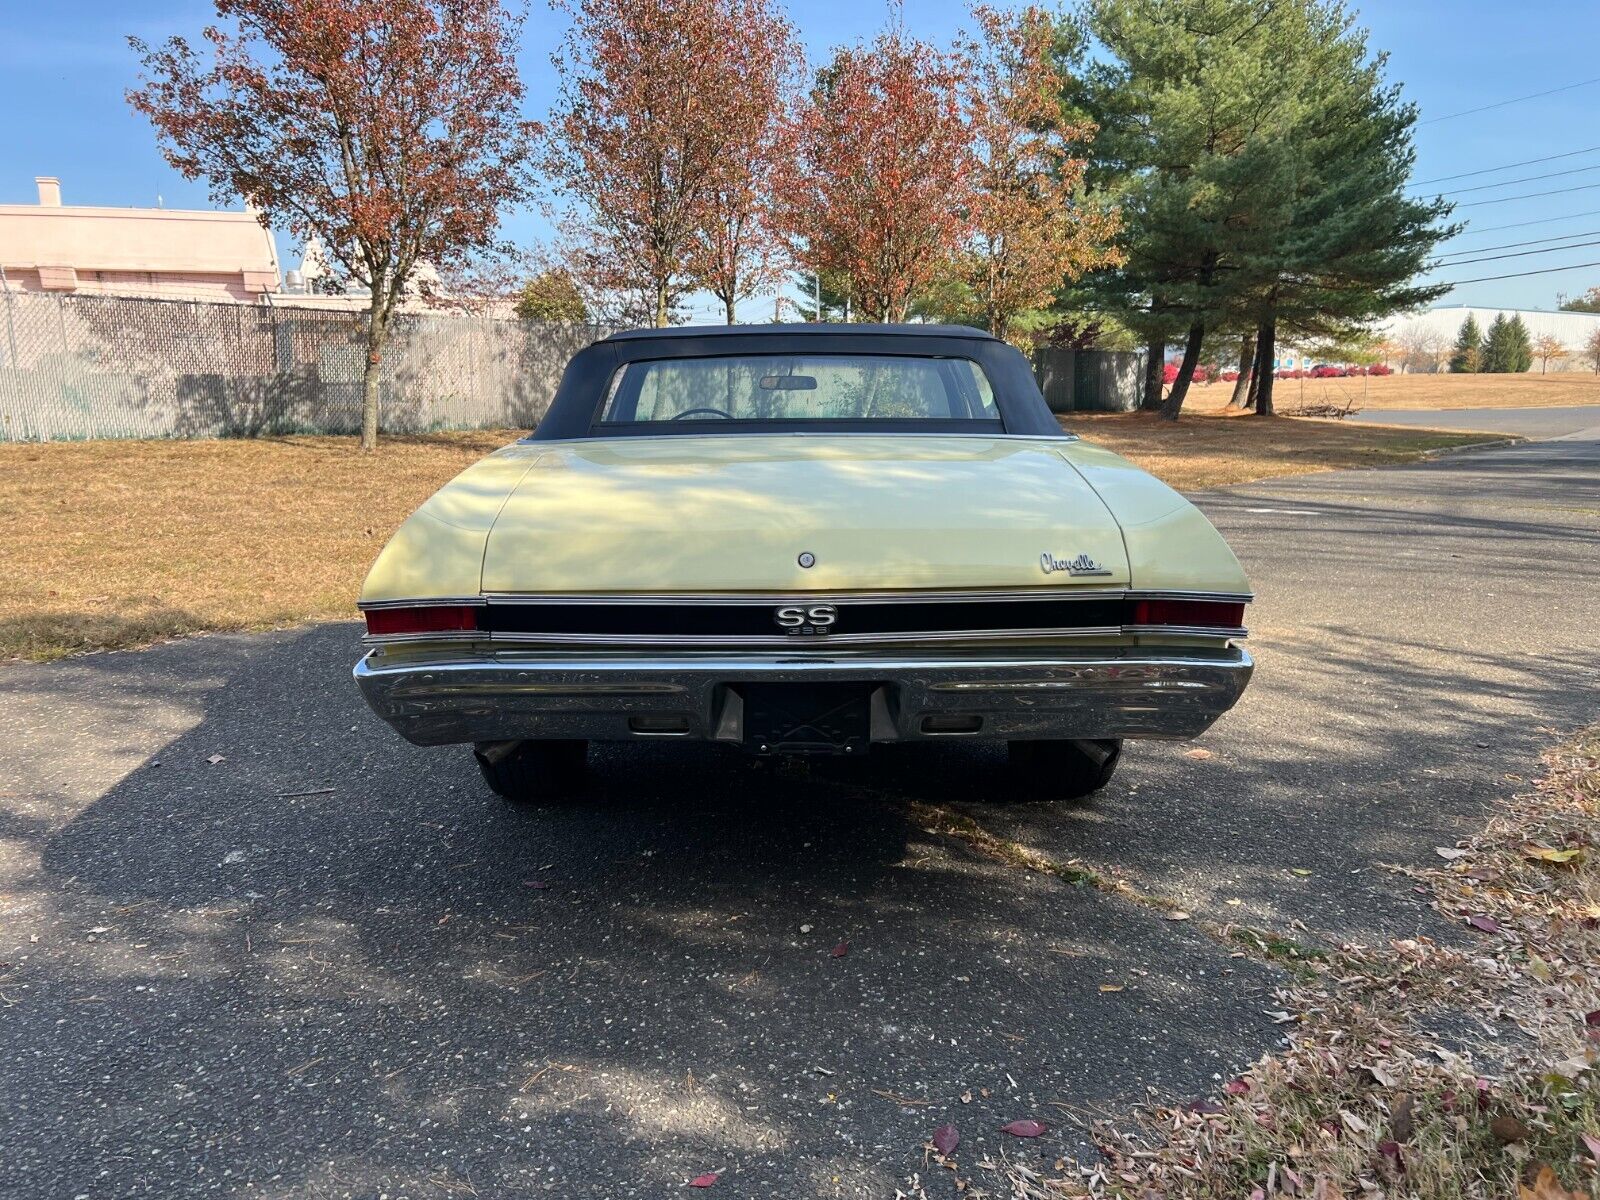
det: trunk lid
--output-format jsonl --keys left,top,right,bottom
{"left": 480, "top": 435, "right": 1128, "bottom": 593}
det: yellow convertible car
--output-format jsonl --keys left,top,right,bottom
{"left": 354, "top": 325, "right": 1252, "bottom": 802}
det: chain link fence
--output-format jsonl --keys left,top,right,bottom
{"left": 0, "top": 289, "right": 611, "bottom": 442}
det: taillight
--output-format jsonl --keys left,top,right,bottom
{"left": 1129, "top": 599, "right": 1246, "bottom": 629}
{"left": 364, "top": 605, "right": 480, "bottom": 636}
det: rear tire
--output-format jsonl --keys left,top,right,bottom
{"left": 1008, "top": 738, "right": 1121, "bottom": 800}
{"left": 474, "top": 740, "right": 588, "bottom": 804}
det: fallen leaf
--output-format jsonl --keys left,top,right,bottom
{"left": 1098, "top": 983, "right": 1124, "bottom": 993}
{"left": 206, "top": 753, "right": 225, "bottom": 765}
{"left": 1165, "top": 911, "right": 1191, "bottom": 921}
{"left": 1388, "top": 1093, "right": 1416, "bottom": 1143}
{"left": 1224, "top": 1078, "right": 1250, "bottom": 1095}
{"left": 1000, "top": 1119, "right": 1047, "bottom": 1138}
{"left": 1519, "top": 1164, "right": 1586, "bottom": 1200}
{"left": 1586, "top": 1011, "right": 1600, "bottom": 1028}
{"left": 523, "top": 880, "right": 549, "bottom": 890}
{"left": 689, "top": 1172, "right": 719, "bottom": 1188}
{"left": 1466, "top": 914, "right": 1503, "bottom": 934}
{"left": 1580, "top": 1132, "right": 1600, "bottom": 1164}
{"left": 1435, "top": 847, "right": 1473, "bottom": 860}
{"left": 1378, "top": 1139, "right": 1403, "bottom": 1166}
{"left": 932, "top": 1123, "right": 959, "bottom": 1156}
{"left": 830, "top": 941, "right": 849, "bottom": 958}
{"left": 799, "top": 924, "right": 813, "bottom": 933}
{"left": 1185, "top": 1099, "right": 1225, "bottom": 1115}
{"left": 1364, "top": 1061, "right": 1396, "bottom": 1087}
{"left": 1339, "top": 1110, "right": 1370, "bottom": 1135}
{"left": 1290, "top": 868, "right": 1313, "bottom": 877}
{"left": 1183, "top": 748, "right": 1213, "bottom": 760}
{"left": 1524, "top": 845, "right": 1584, "bottom": 865}
{"left": 1492, "top": 1115, "right": 1531, "bottom": 1144}
{"left": 1527, "top": 955, "right": 1553, "bottom": 983}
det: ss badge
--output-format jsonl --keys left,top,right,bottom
{"left": 774, "top": 604, "right": 838, "bottom": 635}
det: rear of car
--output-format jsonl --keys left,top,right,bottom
{"left": 354, "top": 325, "right": 1252, "bottom": 801}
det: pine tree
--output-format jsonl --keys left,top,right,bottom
{"left": 1228, "top": 1, "right": 1454, "bottom": 416}
{"left": 1065, "top": 0, "right": 1452, "bottom": 419}
{"left": 1450, "top": 313, "right": 1481, "bottom": 373}
{"left": 1063, "top": 0, "right": 1292, "bottom": 417}
{"left": 1480, "top": 312, "right": 1512, "bottom": 372}
{"left": 1506, "top": 314, "right": 1533, "bottom": 373}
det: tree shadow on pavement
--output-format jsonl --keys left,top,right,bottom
{"left": 3, "top": 623, "right": 1283, "bottom": 1199}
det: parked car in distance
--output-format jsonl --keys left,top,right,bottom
{"left": 354, "top": 324, "right": 1253, "bottom": 803}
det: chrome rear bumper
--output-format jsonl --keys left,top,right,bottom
{"left": 353, "top": 645, "right": 1252, "bottom": 747}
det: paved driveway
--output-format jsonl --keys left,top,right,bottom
{"left": 1352, "top": 403, "right": 1600, "bottom": 438}
{"left": 3, "top": 433, "right": 1596, "bottom": 1198}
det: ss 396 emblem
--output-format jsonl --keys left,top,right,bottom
{"left": 774, "top": 604, "right": 837, "bottom": 635}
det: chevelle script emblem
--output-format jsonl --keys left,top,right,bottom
{"left": 774, "top": 604, "right": 837, "bottom": 634}
{"left": 1041, "top": 552, "right": 1112, "bottom": 577}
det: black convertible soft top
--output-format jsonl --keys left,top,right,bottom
{"left": 528, "top": 324, "right": 1064, "bottom": 440}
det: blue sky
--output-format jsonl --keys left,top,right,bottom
{"left": 3, "top": 0, "right": 1598, "bottom": 318}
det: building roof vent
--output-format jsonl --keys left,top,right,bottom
{"left": 36, "top": 177, "right": 62, "bottom": 207}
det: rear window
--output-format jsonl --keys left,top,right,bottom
{"left": 597, "top": 354, "right": 1000, "bottom": 427}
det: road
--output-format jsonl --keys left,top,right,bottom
{"left": 1353, "top": 404, "right": 1600, "bottom": 439}
{"left": 3, "top": 433, "right": 1597, "bottom": 1198}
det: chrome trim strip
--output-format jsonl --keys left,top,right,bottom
{"left": 474, "top": 625, "right": 1131, "bottom": 647}
{"left": 359, "top": 596, "right": 487, "bottom": 612}
{"left": 476, "top": 587, "right": 1253, "bottom": 605}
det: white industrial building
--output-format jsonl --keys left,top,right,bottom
{"left": 1378, "top": 305, "right": 1600, "bottom": 372}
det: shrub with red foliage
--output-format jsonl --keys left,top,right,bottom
{"left": 1369, "top": 362, "right": 1393, "bottom": 376}
{"left": 1220, "top": 370, "right": 1239, "bottom": 382}
{"left": 1162, "top": 362, "right": 1179, "bottom": 385}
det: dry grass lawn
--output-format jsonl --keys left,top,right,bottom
{"left": 1068, "top": 407, "right": 1495, "bottom": 490}
{"left": 1182, "top": 370, "right": 1600, "bottom": 412}
{"left": 0, "top": 417, "right": 1503, "bottom": 661}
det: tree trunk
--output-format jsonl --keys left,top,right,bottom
{"left": 1246, "top": 333, "right": 1266, "bottom": 409}
{"left": 1227, "top": 334, "right": 1255, "bottom": 408}
{"left": 1140, "top": 335, "right": 1166, "bottom": 410}
{"left": 1254, "top": 316, "right": 1277, "bottom": 417}
{"left": 360, "top": 295, "right": 388, "bottom": 453}
{"left": 724, "top": 294, "right": 736, "bottom": 325}
{"left": 654, "top": 278, "right": 669, "bottom": 328}
{"left": 1159, "top": 321, "right": 1205, "bottom": 420}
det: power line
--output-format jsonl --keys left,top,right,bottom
{"left": 1433, "top": 229, "right": 1600, "bottom": 260}
{"left": 1431, "top": 237, "right": 1600, "bottom": 268}
{"left": 1420, "top": 76, "right": 1600, "bottom": 125}
{"left": 1448, "top": 208, "right": 1600, "bottom": 238}
{"left": 1411, "top": 144, "right": 1600, "bottom": 188}
{"left": 1457, "top": 180, "right": 1600, "bottom": 209}
{"left": 1437, "top": 162, "right": 1600, "bottom": 198}
{"left": 1438, "top": 259, "right": 1600, "bottom": 286}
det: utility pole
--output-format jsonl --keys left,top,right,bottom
{"left": 813, "top": 271, "right": 822, "bottom": 323}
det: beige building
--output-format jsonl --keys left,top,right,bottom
{"left": 0, "top": 176, "right": 279, "bottom": 302}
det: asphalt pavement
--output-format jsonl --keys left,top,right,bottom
{"left": 1352, "top": 403, "right": 1600, "bottom": 438}
{"left": 3, "top": 430, "right": 1597, "bottom": 1197}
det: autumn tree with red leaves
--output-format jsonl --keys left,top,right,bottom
{"left": 547, "top": 0, "right": 797, "bottom": 327}
{"left": 778, "top": 20, "right": 974, "bottom": 323}
{"left": 129, "top": 0, "right": 536, "bottom": 452}
{"left": 688, "top": 0, "right": 800, "bottom": 323}
{"left": 960, "top": 5, "right": 1121, "bottom": 340}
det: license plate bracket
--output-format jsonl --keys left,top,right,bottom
{"left": 738, "top": 683, "right": 872, "bottom": 756}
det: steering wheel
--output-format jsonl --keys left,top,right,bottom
{"left": 669, "top": 406, "right": 734, "bottom": 421}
